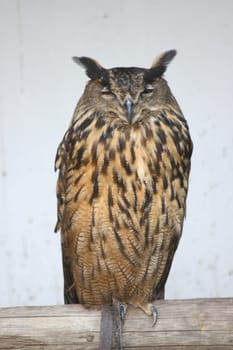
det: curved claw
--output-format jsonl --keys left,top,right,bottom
{"left": 119, "top": 303, "right": 127, "bottom": 324}
{"left": 152, "top": 306, "right": 158, "bottom": 327}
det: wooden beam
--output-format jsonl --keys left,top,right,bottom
{"left": 0, "top": 298, "right": 233, "bottom": 349}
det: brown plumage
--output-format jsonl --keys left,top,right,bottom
{"left": 55, "top": 50, "right": 192, "bottom": 330}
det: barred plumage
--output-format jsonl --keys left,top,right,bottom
{"left": 55, "top": 50, "right": 192, "bottom": 319}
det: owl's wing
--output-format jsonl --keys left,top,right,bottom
{"left": 150, "top": 109, "right": 193, "bottom": 301}
{"left": 55, "top": 136, "right": 79, "bottom": 304}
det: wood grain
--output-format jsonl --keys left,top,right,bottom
{"left": 0, "top": 298, "right": 233, "bottom": 349}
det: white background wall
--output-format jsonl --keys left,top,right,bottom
{"left": 0, "top": 0, "right": 232, "bottom": 307}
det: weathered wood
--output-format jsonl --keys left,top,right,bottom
{"left": 0, "top": 298, "right": 233, "bottom": 349}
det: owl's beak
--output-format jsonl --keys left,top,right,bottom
{"left": 124, "top": 98, "right": 134, "bottom": 122}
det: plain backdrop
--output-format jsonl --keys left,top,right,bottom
{"left": 0, "top": 0, "right": 233, "bottom": 307}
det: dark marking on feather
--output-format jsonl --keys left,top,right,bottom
{"left": 179, "top": 171, "right": 184, "bottom": 188}
{"left": 145, "top": 125, "right": 153, "bottom": 139}
{"left": 124, "top": 128, "right": 130, "bottom": 140}
{"left": 113, "top": 228, "right": 137, "bottom": 266}
{"left": 141, "top": 256, "right": 152, "bottom": 283}
{"left": 76, "top": 145, "right": 86, "bottom": 168}
{"left": 160, "top": 112, "right": 171, "bottom": 127}
{"left": 118, "top": 136, "right": 126, "bottom": 152}
{"left": 144, "top": 221, "right": 150, "bottom": 248}
{"left": 131, "top": 182, "right": 137, "bottom": 212}
{"left": 155, "top": 219, "right": 160, "bottom": 234}
{"left": 63, "top": 208, "right": 77, "bottom": 231}
{"left": 64, "top": 197, "right": 73, "bottom": 206}
{"left": 170, "top": 183, "right": 175, "bottom": 201}
{"left": 185, "top": 138, "right": 193, "bottom": 159}
{"left": 95, "top": 116, "right": 105, "bottom": 129}
{"left": 91, "top": 207, "right": 95, "bottom": 226}
{"left": 175, "top": 193, "right": 182, "bottom": 208}
{"left": 167, "top": 107, "right": 184, "bottom": 120}
{"left": 64, "top": 181, "right": 73, "bottom": 196}
{"left": 120, "top": 155, "right": 132, "bottom": 175}
{"left": 101, "top": 154, "right": 109, "bottom": 174}
{"left": 117, "top": 264, "right": 130, "bottom": 283}
{"left": 97, "top": 256, "right": 101, "bottom": 272}
{"left": 169, "top": 155, "right": 176, "bottom": 170}
{"left": 141, "top": 136, "right": 147, "bottom": 147}
{"left": 161, "top": 197, "right": 166, "bottom": 214}
{"left": 91, "top": 168, "right": 98, "bottom": 183}
{"left": 99, "top": 125, "right": 114, "bottom": 143}
{"left": 108, "top": 205, "right": 113, "bottom": 222}
{"left": 180, "top": 160, "right": 186, "bottom": 173}
{"left": 126, "top": 222, "right": 140, "bottom": 240}
{"left": 79, "top": 114, "right": 95, "bottom": 131}
{"left": 80, "top": 128, "right": 91, "bottom": 140}
{"left": 89, "top": 170, "right": 99, "bottom": 203}
{"left": 109, "top": 148, "right": 116, "bottom": 160}
{"left": 91, "top": 142, "right": 98, "bottom": 164}
{"left": 113, "top": 169, "right": 126, "bottom": 191}
{"left": 113, "top": 229, "right": 125, "bottom": 254}
{"left": 130, "top": 140, "right": 136, "bottom": 163}
{"left": 112, "top": 169, "right": 118, "bottom": 183}
{"left": 106, "top": 124, "right": 114, "bottom": 135}
{"left": 74, "top": 185, "right": 84, "bottom": 202}
{"left": 172, "top": 130, "right": 182, "bottom": 155}
{"left": 162, "top": 175, "right": 168, "bottom": 190}
{"left": 153, "top": 117, "right": 161, "bottom": 127}
{"left": 155, "top": 156, "right": 162, "bottom": 173}
{"left": 127, "top": 235, "right": 140, "bottom": 257}
{"left": 155, "top": 142, "right": 163, "bottom": 161}
{"left": 118, "top": 201, "right": 132, "bottom": 221}
{"left": 82, "top": 157, "right": 89, "bottom": 166}
{"left": 123, "top": 219, "right": 129, "bottom": 229}
{"left": 139, "top": 208, "right": 150, "bottom": 227}
{"left": 147, "top": 158, "right": 153, "bottom": 173}
{"left": 66, "top": 173, "right": 73, "bottom": 182}
{"left": 122, "top": 193, "right": 130, "bottom": 208}
{"left": 150, "top": 232, "right": 155, "bottom": 246}
{"left": 89, "top": 225, "right": 94, "bottom": 247}
{"left": 141, "top": 188, "right": 152, "bottom": 212}
{"left": 158, "top": 128, "right": 167, "bottom": 144}
{"left": 100, "top": 239, "right": 105, "bottom": 258}
{"left": 108, "top": 186, "right": 114, "bottom": 206}
{"left": 152, "top": 176, "right": 158, "bottom": 193}
{"left": 115, "top": 217, "right": 120, "bottom": 231}
{"left": 165, "top": 209, "right": 169, "bottom": 225}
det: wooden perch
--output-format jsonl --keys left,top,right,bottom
{"left": 0, "top": 298, "right": 233, "bottom": 349}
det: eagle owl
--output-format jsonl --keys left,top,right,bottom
{"left": 55, "top": 50, "right": 192, "bottom": 333}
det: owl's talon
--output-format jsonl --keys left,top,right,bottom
{"left": 152, "top": 306, "right": 158, "bottom": 327}
{"left": 119, "top": 303, "right": 127, "bottom": 324}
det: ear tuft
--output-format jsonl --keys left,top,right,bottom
{"left": 72, "top": 56, "right": 108, "bottom": 82}
{"left": 144, "top": 50, "right": 177, "bottom": 83}
{"left": 151, "top": 50, "right": 177, "bottom": 69}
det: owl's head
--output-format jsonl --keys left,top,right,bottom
{"left": 73, "top": 50, "right": 177, "bottom": 124}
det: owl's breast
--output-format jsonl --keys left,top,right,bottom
{"left": 60, "top": 111, "right": 191, "bottom": 305}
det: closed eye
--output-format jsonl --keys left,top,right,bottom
{"left": 101, "top": 86, "right": 113, "bottom": 95}
{"left": 142, "top": 84, "right": 154, "bottom": 94}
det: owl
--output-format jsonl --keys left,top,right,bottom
{"left": 55, "top": 50, "right": 192, "bottom": 347}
